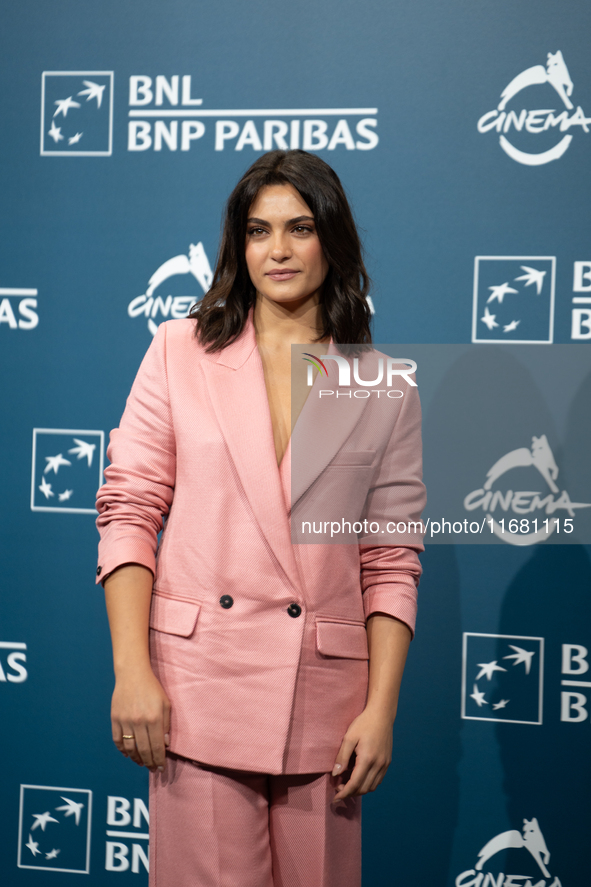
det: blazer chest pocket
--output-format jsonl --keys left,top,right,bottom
{"left": 150, "top": 594, "right": 201, "bottom": 638}
{"left": 329, "top": 450, "right": 375, "bottom": 468}
{"left": 316, "top": 619, "right": 369, "bottom": 660}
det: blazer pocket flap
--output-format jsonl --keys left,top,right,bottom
{"left": 330, "top": 450, "right": 375, "bottom": 467}
{"left": 150, "top": 595, "right": 201, "bottom": 638}
{"left": 316, "top": 620, "right": 369, "bottom": 660}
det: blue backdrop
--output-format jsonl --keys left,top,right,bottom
{"left": 1, "top": 1, "right": 589, "bottom": 884}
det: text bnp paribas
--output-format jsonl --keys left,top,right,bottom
{"left": 127, "top": 76, "right": 379, "bottom": 153}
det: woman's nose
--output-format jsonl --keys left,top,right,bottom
{"left": 270, "top": 234, "right": 292, "bottom": 260}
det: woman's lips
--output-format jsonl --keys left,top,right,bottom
{"left": 265, "top": 270, "right": 300, "bottom": 281}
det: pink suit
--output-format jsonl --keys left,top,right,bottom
{"left": 96, "top": 313, "right": 425, "bottom": 885}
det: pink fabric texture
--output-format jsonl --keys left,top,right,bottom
{"left": 96, "top": 314, "right": 425, "bottom": 774}
{"left": 149, "top": 754, "right": 361, "bottom": 887}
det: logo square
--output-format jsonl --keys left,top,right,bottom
{"left": 40, "top": 71, "right": 114, "bottom": 156}
{"left": 31, "top": 428, "right": 104, "bottom": 514}
{"left": 472, "top": 256, "right": 555, "bottom": 344}
{"left": 17, "top": 785, "right": 92, "bottom": 873}
{"left": 461, "top": 633, "right": 544, "bottom": 724}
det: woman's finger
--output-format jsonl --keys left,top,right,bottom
{"left": 133, "top": 723, "right": 156, "bottom": 769}
{"left": 333, "top": 754, "right": 370, "bottom": 800}
{"left": 120, "top": 725, "right": 144, "bottom": 766}
{"left": 331, "top": 735, "right": 356, "bottom": 778}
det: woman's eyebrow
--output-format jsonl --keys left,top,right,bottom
{"left": 246, "top": 215, "right": 315, "bottom": 226}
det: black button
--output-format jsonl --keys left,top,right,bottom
{"left": 96, "top": 566, "right": 102, "bottom": 576}
{"left": 220, "top": 595, "right": 234, "bottom": 609}
{"left": 287, "top": 603, "right": 302, "bottom": 618}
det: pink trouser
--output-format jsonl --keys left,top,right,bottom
{"left": 149, "top": 753, "right": 361, "bottom": 887}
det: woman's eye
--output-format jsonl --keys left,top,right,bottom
{"left": 247, "top": 227, "right": 267, "bottom": 236}
{"left": 293, "top": 225, "right": 314, "bottom": 234}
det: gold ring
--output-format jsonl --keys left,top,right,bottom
{"left": 122, "top": 735, "right": 135, "bottom": 740}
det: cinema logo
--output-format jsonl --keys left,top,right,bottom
{"left": 305, "top": 354, "right": 417, "bottom": 399}
{"left": 456, "top": 817, "right": 563, "bottom": 886}
{"left": 128, "top": 241, "right": 213, "bottom": 335}
{"left": 464, "top": 435, "right": 591, "bottom": 545}
{"left": 478, "top": 51, "right": 590, "bottom": 165}
{"left": 127, "top": 75, "right": 378, "bottom": 152}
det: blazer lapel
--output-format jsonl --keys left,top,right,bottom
{"left": 201, "top": 315, "right": 301, "bottom": 591}
{"left": 289, "top": 344, "right": 372, "bottom": 509}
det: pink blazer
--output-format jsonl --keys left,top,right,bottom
{"left": 96, "top": 315, "right": 425, "bottom": 774}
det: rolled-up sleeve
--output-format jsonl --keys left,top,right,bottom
{"left": 95, "top": 323, "right": 176, "bottom": 584}
{"left": 359, "top": 378, "right": 426, "bottom": 636}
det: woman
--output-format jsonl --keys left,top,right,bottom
{"left": 96, "top": 149, "right": 425, "bottom": 887}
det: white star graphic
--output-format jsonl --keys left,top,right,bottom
{"left": 492, "top": 699, "right": 510, "bottom": 710}
{"left": 503, "top": 645, "right": 535, "bottom": 675}
{"left": 481, "top": 306, "right": 499, "bottom": 330}
{"left": 58, "top": 489, "right": 74, "bottom": 502}
{"left": 53, "top": 96, "right": 81, "bottom": 118}
{"left": 47, "top": 121, "right": 63, "bottom": 143}
{"left": 77, "top": 80, "right": 106, "bottom": 107}
{"left": 44, "top": 454, "right": 71, "bottom": 475}
{"left": 38, "top": 476, "right": 54, "bottom": 499}
{"left": 25, "top": 834, "right": 41, "bottom": 856}
{"left": 470, "top": 684, "right": 488, "bottom": 707}
{"left": 503, "top": 320, "right": 520, "bottom": 333}
{"left": 515, "top": 266, "right": 546, "bottom": 295}
{"left": 31, "top": 811, "right": 59, "bottom": 831}
{"left": 475, "top": 660, "right": 507, "bottom": 681}
{"left": 45, "top": 849, "right": 60, "bottom": 860}
{"left": 56, "top": 797, "right": 84, "bottom": 825}
{"left": 487, "top": 282, "right": 518, "bottom": 304}
{"left": 68, "top": 132, "right": 83, "bottom": 145}
{"left": 68, "top": 438, "right": 96, "bottom": 467}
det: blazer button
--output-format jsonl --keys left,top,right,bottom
{"left": 96, "top": 566, "right": 102, "bottom": 576}
{"left": 219, "top": 595, "right": 234, "bottom": 609}
{"left": 287, "top": 603, "right": 302, "bottom": 618}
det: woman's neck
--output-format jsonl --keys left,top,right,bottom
{"left": 253, "top": 292, "right": 328, "bottom": 352}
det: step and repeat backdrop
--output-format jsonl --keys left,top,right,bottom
{"left": 1, "top": 1, "right": 590, "bottom": 884}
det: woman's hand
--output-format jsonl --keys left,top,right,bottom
{"left": 330, "top": 707, "right": 393, "bottom": 801}
{"left": 331, "top": 613, "right": 412, "bottom": 802}
{"left": 111, "top": 665, "right": 171, "bottom": 771}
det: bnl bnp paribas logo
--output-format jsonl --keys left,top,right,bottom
{"left": 478, "top": 50, "right": 590, "bottom": 165}
{"left": 41, "top": 72, "right": 379, "bottom": 156}
{"left": 31, "top": 429, "right": 104, "bottom": 513}
{"left": 462, "top": 633, "right": 544, "bottom": 725}
{"left": 40, "top": 72, "right": 113, "bottom": 156}
{"left": 18, "top": 786, "right": 92, "bottom": 874}
{"left": 472, "top": 257, "right": 555, "bottom": 344}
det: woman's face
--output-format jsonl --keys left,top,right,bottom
{"left": 245, "top": 183, "right": 329, "bottom": 308}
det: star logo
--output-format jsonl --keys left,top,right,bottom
{"left": 18, "top": 785, "right": 93, "bottom": 874}
{"left": 515, "top": 265, "right": 546, "bottom": 295}
{"left": 470, "top": 684, "right": 488, "bottom": 707}
{"left": 47, "top": 121, "right": 63, "bottom": 143}
{"left": 503, "top": 644, "right": 536, "bottom": 675}
{"left": 44, "top": 454, "right": 71, "bottom": 475}
{"left": 53, "top": 96, "right": 81, "bottom": 118}
{"left": 480, "top": 306, "right": 499, "bottom": 330}
{"left": 487, "top": 282, "right": 518, "bottom": 304}
{"left": 77, "top": 80, "right": 105, "bottom": 107}
{"left": 38, "top": 477, "right": 54, "bottom": 499}
{"left": 31, "top": 429, "right": 104, "bottom": 514}
{"left": 41, "top": 72, "right": 113, "bottom": 157}
{"left": 462, "top": 633, "right": 544, "bottom": 724}
{"left": 31, "top": 811, "right": 59, "bottom": 831}
{"left": 55, "top": 797, "right": 85, "bottom": 825}
{"left": 475, "top": 661, "right": 507, "bottom": 681}
{"left": 472, "top": 257, "right": 555, "bottom": 344}
{"left": 25, "top": 835, "right": 41, "bottom": 857}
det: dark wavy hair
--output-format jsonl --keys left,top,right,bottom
{"left": 190, "top": 150, "right": 372, "bottom": 351}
